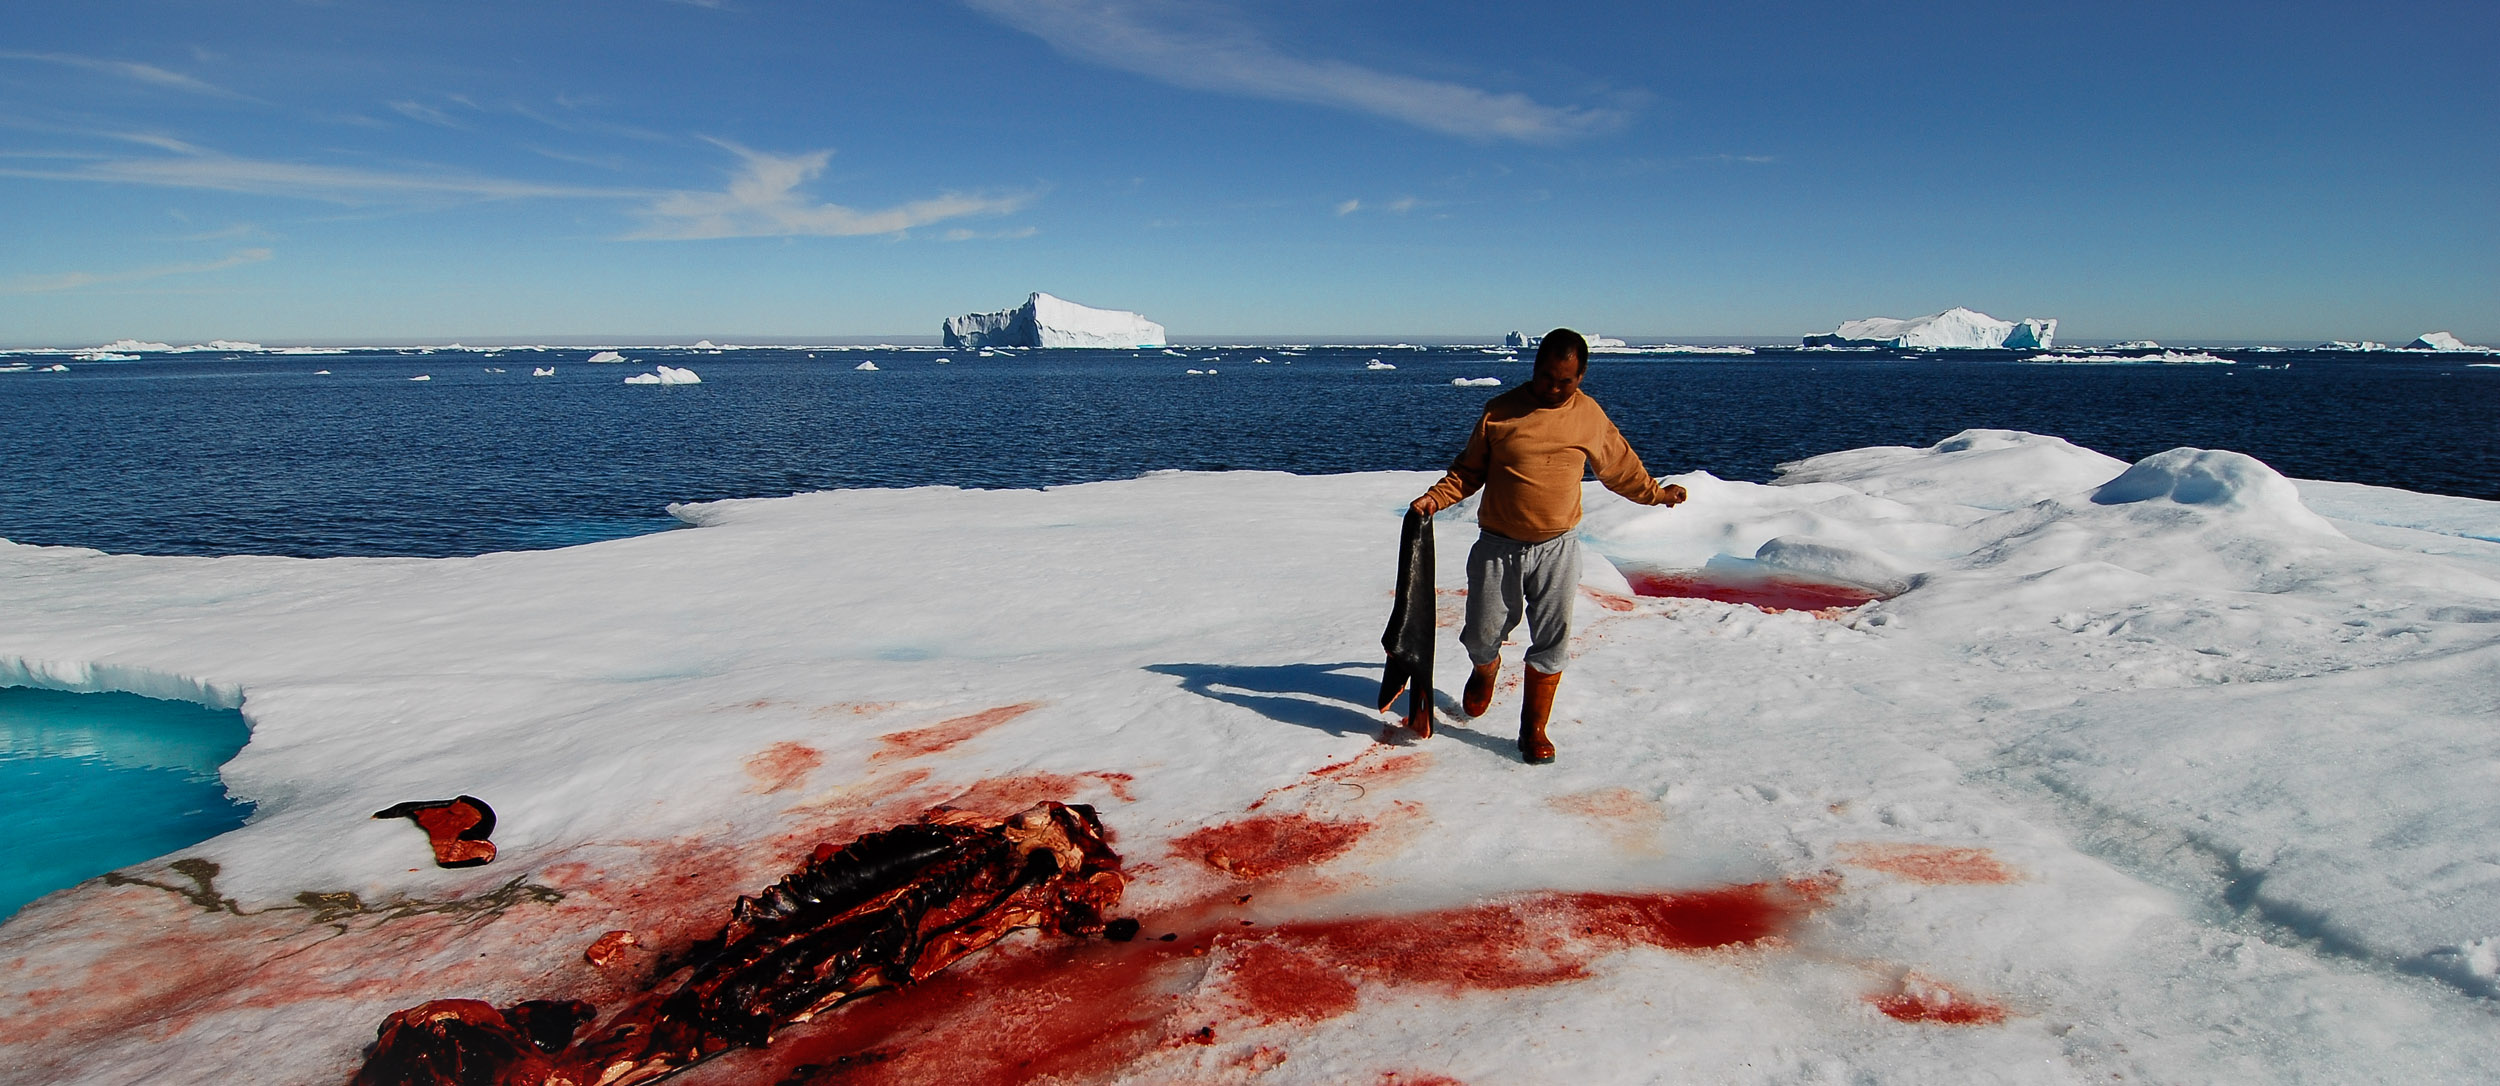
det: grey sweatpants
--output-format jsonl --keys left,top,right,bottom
{"left": 1461, "top": 529, "right": 1582, "bottom": 674}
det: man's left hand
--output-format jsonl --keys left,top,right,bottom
{"left": 1659, "top": 484, "right": 1688, "bottom": 507}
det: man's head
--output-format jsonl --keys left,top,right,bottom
{"left": 1529, "top": 327, "right": 1588, "bottom": 407}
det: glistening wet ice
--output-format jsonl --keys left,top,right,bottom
{"left": 0, "top": 688, "right": 254, "bottom": 919}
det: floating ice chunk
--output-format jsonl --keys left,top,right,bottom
{"left": 74, "top": 351, "right": 141, "bottom": 362}
{"left": 1806, "top": 307, "right": 2057, "bottom": 349}
{"left": 1452, "top": 376, "right": 1502, "bottom": 387}
{"left": 1185, "top": 368, "right": 1216, "bottom": 375}
{"left": 625, "top": 365, "right": 701, "bottom": 385}
{"left": 2319, "top": 340, "right": 2390, "bottom": 351}
{"left": 943, "top": 292, "right": 1166, "bottom": 348}
{"left": 1366, "top": 360, "right": 1397, "bottom": 370}
{"left": 587, "top": 350, "right": 627, "bottom": 364}
{"left": 408, "top": 375, "right": 431, "bottom": 382}
{"left": 2027, "top": 351, "right": 2232, "bottom": 365}
{"left": 313, "top": 369, "right": 332, "bottom": 375}
{"left": 95, "top": 339, "right": 174, "bottom": 353}
{"left": 855, "top": 361, "right": 880, "bottom": 371}
{"left": 2409, "top": 331, "right": 2492, "bottom": 352}
{"left": 1503, "top": 331, "right": 1531, "bottom": 348}
{"left": 531, "top": 367, "right": 555, "bottom": 377}
{"left": 1584, "top": 333, "right": 1626, "bottom": 348}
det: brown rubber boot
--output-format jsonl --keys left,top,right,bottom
{"left": 1518, "top": 666, "right": 1560, "bottom": 764}
{"left": 1462, "top": 659, "right": 1500, "bottom": 718}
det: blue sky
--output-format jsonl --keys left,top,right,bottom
{"left": 2, "top": 1, "right": 2492, "bottom": 344}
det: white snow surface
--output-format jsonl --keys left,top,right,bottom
{"left": 4, "top": 430, "right": 2500, "bottom": 1084}
{"left": 1808, "top": 308, "right": 2058, "bottom": 350}
{"left": 942, "top": 291, "right": 1166, "bottom": 349}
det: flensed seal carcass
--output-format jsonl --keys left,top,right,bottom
{"left": 352, "top": 801, "right": 1126, "bottom": 1086}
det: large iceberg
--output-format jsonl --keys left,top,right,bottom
{"left": 942, "top": 292, "right": 1166, "bottom": 349}
{"left": 1805, "top": 307, "right": 2057, "bottom": 350}
{"left": 2408, "top": 331, "right": 2491, "bottom": 352}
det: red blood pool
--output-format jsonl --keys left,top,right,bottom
{"left": 873, "top": 703, "right": 1040, "bottom": 761}
{"left": 744, "top": 741, "right": 824, "bottom": 793}
{"left": 1840, "top": 843, "right": 2019, "bottom": 884}
{"left": 1870, "top": 990, "right": 2007, "bottom": 1025}
{"left": 1869, "top": 974, "right": 2007, "bottom": 1025}
{"left": 1172, "top": 814, "right": 1373, "bottom": 879}
{"left": 1215, "top": 886, "right": 1796, "bottom": 1025}
{"left": 720, "top": 882, "right": 1805, "bottom": 1085}
{"left": 1625, "top": 570, "right": 1885, "bottom": 613}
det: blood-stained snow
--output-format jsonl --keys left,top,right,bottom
{"left": 3, "top": 430, "right": 2497, "bottom": 1084}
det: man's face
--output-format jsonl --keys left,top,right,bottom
{"left": 1529, "top": 354, "right": 1585, "bottom": 407}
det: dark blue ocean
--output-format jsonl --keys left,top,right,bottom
{"left": 3, "top": 345, "right": 2494, "bottom": 558}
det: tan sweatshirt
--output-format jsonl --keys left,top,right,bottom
{"left": 1419, "top": 387, "right": 1669, "bottom": 543}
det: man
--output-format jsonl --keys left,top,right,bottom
{"left": 1408, "top": 328, "right": 1687, "bottom": 764}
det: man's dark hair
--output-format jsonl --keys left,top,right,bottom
{"left": 1535, "top": 328, "right": 1588, "bottom": 373}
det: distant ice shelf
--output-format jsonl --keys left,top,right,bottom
{"left": 1805, "top": 307, "right": 2057, "bottom": 350}
{"left": 941, "top": 292, "right": 1165, "bottom": 349}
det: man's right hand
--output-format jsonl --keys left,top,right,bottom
{"left": 1410, "top": 495, "right": 1442, "bottom": 517}
{"left": 1659, "top": 484, "right": 1688, "bottom": 507}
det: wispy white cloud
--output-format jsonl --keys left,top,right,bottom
{"left": 3, "top": 248, "right": 272, "bottom": 295}
{"left": 941, "top": 225, "right": 1040, "bottom": 242}
{"left": 389, "top": 100, "right": 466, "bottom": 129}
{"left": 0, "top": 51, "right": 255, "bottom": 101}
{"left": 1336, "top": 195, "right": 1421, "bottom": 216}
{"left": 0, "top": 141, "right": 646, "bottom": 204}
{"left": 962, "top": 0, "right": 1623, "bottom": 142}
{"left": 630, "top": 141, "right": 1032, "bottom": 239}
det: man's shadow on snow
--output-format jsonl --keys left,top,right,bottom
{"left": 1144, "top": 661, "right": 1518, "bottom": 759}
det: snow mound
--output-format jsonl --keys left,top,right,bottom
{"left": 1805, "top": 307, "right": 2057, "bottom": 349}
{"left": 2090, "top": 448, "right": 2335, "bottom": 529}
{"left": 2408, "top": 331, "right": 2491, "bottom": 352}
{"left": 624, "top": 365, "right": 702, "bottom": 385}
{"left": 941, "top": 292, "right": 1166, "bottom": 349}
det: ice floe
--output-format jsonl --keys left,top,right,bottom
{"left": 2, "top": 432, "right": 2497, "bottom": 1083}
{"left": 624, "top": 365, "right": 702, "bottom": 385}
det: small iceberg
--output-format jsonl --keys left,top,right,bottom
{"left": 313, "top": 369, "right": 332, "bottom": 375}
{"left": 1366, "top": 360, "right": 1397, "bottom": 370}
{"left": 587, "top": 350, "right": 627, "bottom": 364}
{"left": 408, "top": 375, "right": 432, "bottom": 382}
{"left": 624, "top": 365, "right": 702, "bottom": 385}
{"left": 74, "top": 352, "right": 142, "bottom": 362}
{"left": 1452, "top": 376, "right": 1502, "bottom": 387}
{"left": 1186, "top": 368, "right": 1217, "bottom": 376}
{"left": 531, "top": 366, "right": 556, "bottom": 377}
{"left": 855, "top": 361, "right": 881, "bottom": 371}
{"left": 483, "top": 367, "right": 505, "bottom": 374}
{"left": 2408, "top": 331, "right": 2492, "bottom": 352}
